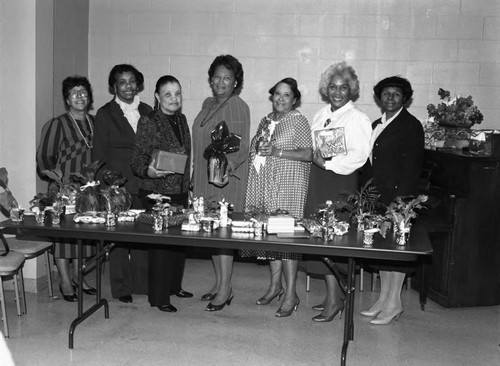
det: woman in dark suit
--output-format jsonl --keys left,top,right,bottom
{"left": 92, "top": 64, "right": 152, "bottom": 303}
{"left": 361, "top": 76, "right": 424, "bottom": 325}
{"left": 131, "top": 75, "right": 192, "bottom": 312}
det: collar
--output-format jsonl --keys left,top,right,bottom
{"left": 114, "top": 95, "right": 140, "bottom": 112}
{"left": 381, "top": 106, "right": 404, "bottom": 126}
{"left": 330, "top": 100, "right": 355, "bottom": 117}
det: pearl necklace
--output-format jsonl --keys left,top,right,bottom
{"left": 68, "top": 111, "right": 94, "bottom": 149}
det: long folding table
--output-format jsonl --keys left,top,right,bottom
{"left": 2, "top": 216, "right": 432, "bottom": 366}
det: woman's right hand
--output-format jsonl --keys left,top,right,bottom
{"left": 257, "top": 140, "right": 273, "bottom": 156}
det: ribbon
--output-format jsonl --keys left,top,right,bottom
{"left": 80, "top": 180, "right": 100, "bottom": 191}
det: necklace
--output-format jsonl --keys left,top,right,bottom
{"left": 199, "top": 96, "right": 233, "bottom": 127}
{"left": 68, "top": 111, "right": 94, "bottom": 149}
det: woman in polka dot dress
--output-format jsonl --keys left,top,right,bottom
{"left": 241, "top": 77, "right": 312, "bottom": 317}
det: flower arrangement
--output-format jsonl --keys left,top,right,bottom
{"left": 427, "top": 88, "right": 483, "bottom": 128}
{"left": 303, "top": 200, "right": 350, "bottom": 240}
{"left": 386, "top": 195, "right": 428, "bottom": 245}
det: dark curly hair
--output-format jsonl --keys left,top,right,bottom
{"left": 208, "top": 54, "right": 244, "bottom": 92}
{"left": 62, "top": 76, "right": 94, "bottom": 111}
{"left": 268, "top": 77, "right": 302, "bottom": 108}
{"left": 107, "top": 64, "right": 144, "bottom": 92}
{"left": 373, "top": 76, "right": 413, "bottom": 102}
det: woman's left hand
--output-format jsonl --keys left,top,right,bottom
{"left": 312, "top": 149, "right": 326, "bottom": 169}
{"left": 148, "top": 159, "right": 174, "bottom": 178}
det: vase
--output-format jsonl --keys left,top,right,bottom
{"left": 443, "top": 127, "right": 471, "bottom": 149}
{"left": 395, "top": 226, "right": 411, "bottom": 246}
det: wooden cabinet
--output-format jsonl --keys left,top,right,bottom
{"left": 412, "top": 149, "right": 500, "bottom": 307}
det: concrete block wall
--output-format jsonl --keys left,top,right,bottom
{"left": 89, "top": 0, "right": 500, "bottom": 137}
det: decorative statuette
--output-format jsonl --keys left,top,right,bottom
{"left": 105, "top": 212, "right": 116, "bottom": 227}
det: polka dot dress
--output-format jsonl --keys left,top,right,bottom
{"left": 241, "top": 110, "right": 312, "bottom": 260}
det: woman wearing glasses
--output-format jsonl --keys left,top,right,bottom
{"left": 37, "top": 76, "right": 97, "bottom": 302}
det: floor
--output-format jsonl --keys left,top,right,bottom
{"left": 2, "top": 257, "right": 499, "bottom": 366}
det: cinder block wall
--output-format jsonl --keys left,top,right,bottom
{"left": 89, "top": 0, "right": 500, "bottom": 137}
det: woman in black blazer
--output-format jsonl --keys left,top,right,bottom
{"left": 361, "top": 76, "right": 424, "bottom": 325}
{"left": 92, "top": 64, "right": 152, "bottom": 303}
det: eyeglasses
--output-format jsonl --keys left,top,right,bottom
{"left": 70, "top": 90, "right": 89, "bottom": 99}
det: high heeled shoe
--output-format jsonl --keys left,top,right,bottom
{"left": 275, "top": 297, "right": 300, "bottom": 317}
{"left": 256, "top": 288, "right": 284, "bottom": 305}
{"left": 370, "top": 309, "right": 404, "bottom": 325}
{"left": 59, "top": 285, "right": 77, "bottom": 302}
{"left": 200, "top": 293, "right": 216, "bottom": 301}
{"left": 72, "top": 279, "right": 97, "bottom": 296}
{"left": 312, "top": 303, "right": 325, "bottom": 311}
{"left": 205, "top": 293, "right": 234, "bottom": 312}
{"left": 312, "top": 301, "right": 344, "bottom": 322}
{"left": 360, "top": 308, "right": 382, "bottom": 317}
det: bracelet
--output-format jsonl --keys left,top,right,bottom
{"left": 279, "top": 149, "right": 283, "bottom": 158}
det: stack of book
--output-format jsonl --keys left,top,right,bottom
{"left": 267, "top": 214, "right": 295, "bottom": 234}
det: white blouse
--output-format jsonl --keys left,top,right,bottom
{"left": 311, "top": 101, "right": 371, "bottom": 175}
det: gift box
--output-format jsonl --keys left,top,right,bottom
{"left": 151, "top": 150, "right": 188, "bottom": 174}
{"left": 314, "top": 127, "right": 347, "bottom": 158}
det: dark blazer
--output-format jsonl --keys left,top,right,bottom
{"left": 92, "top": 99, "right": 153, "bottom": 195}
{"left": 363, "top": 107, "right": 424, "bottom": 205}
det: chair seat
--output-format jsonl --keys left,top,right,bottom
{"left": 0, "top": 252, "right": 25, "bottom": 275}
{"left": 6, "top": 239, "right": 53, "bottom": 258}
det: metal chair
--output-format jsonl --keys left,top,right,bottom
{"left": 306, "top": 264, "right": 365, "bottom": 292}
{"left": 6, "top": 237, "right": 53, "bottom": 313}
{"left": 0, "top": 229, "right": 26, "bottom": 338}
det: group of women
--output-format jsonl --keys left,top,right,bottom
{"left": 36, "top": 54, "right": 424, "bottom": 325}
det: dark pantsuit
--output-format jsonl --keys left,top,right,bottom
{"left": 140, "top": 191, "right": 188, "bottom": 306}
{"left": 148, "top": 246, "right": 186, "bottom": 306}
{"left": 109, "top": 245, "right": 149, "bottom": 298}
{"left": 109, "top": 194, "right": 149, "bottom": 298}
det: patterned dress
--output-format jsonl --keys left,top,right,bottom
{"left": 241, "top": 109, "right": 312, "bottom": 260}
{"left": 36, "top": 113, "right": 95, "bottom": 259}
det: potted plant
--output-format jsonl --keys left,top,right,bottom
{"left": 342, "top": 179, "right": 382, "bottom": 231}
{"left": 386, "top": 195, "right": 428, "bottom": 246}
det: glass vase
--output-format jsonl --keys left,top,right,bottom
{"left": 396, "top": 226, "right": 411, "bottom": 246}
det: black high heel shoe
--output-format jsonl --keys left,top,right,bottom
{"left": 59, "top": 285, "right": 77, "bottom": 302}
{"left": 275, "top": 297, "right": 300, "bottom": 317}
{"left": 200, "top": 293, "right": 216, "bottom": 301}
{"left": 205, "top": 293, "right": 234, "bottom": 312}
{"left": 256, "top": 288, "right": 284, "bottom": 305}
{"left": 72, "top": 279, "right": 97, "bottom": 296}
{"left": 312, "top": 301, "right": 345, "bottom": 322}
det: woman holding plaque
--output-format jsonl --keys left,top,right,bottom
{"left": 241, "top": 77, "right": 313, "bottom": 318}
{"left": 37, "top": 76, "right": 97, "bottom": 302}
{"left": 192, "top": 55, "right": 250, "bottom": 311}
{"left": 304, "top": 62, "right": 371, "bottom": 322}
{"left": 360, "top": 76, "right": 424, "bottom": 325}
{"left": 131, "top": 75, "right": 192, "bottom": 313}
